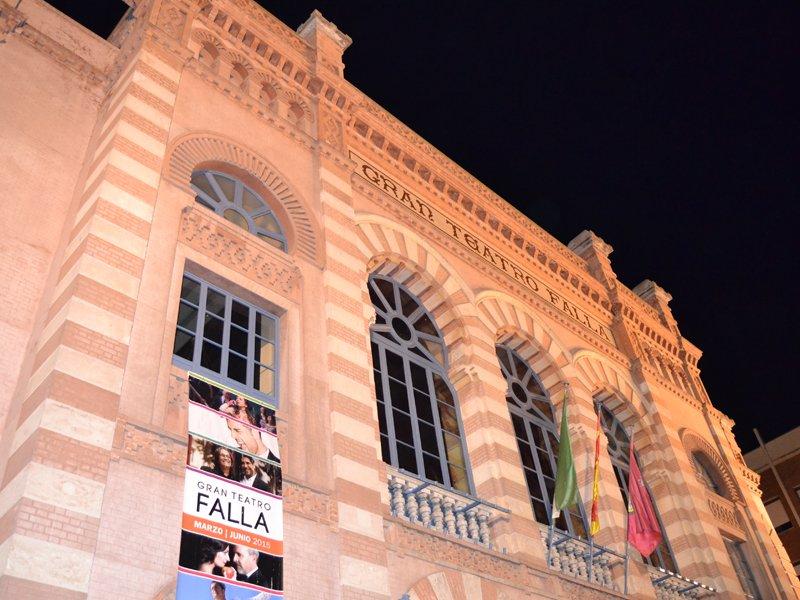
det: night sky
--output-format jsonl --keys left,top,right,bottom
{"left": 64, "top": 1, "right": 799, "bottom": 452}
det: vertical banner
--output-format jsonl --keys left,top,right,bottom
{"left": 176, "top": 374, "right": 283, "bottom": 599}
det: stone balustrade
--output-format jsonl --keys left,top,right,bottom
{"left": 706, "top": 493, "right": 742, "bottom": 531}
{"left": 538, "top": 525, "right": 622, "bottom": 591}
{"left": 387, "top": 469, "right": 503, "bottom": 548}
{"left": 648, "top": 566, "right": 717, "bottom": 599}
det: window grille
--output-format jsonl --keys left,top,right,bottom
{"left": 597, "top": 404, "right": 678, "bottom": 572}
{"left": 496, "top": 344, "right": 588, "bottom": 537}
{"left": 190, "top": 170, "right": 287, "bottom": 251}
{"left": 368, "top": 274, "right": 471, "bottom": 493}
{"left": 173, "top": 273, "right": 278, "bottom": 404}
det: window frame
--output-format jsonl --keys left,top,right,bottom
{"left": 369, "top": 275, "right": 474, "bottom": 495}
{"left": 496, "top": 343, "right": 589, "bottom": 537}
{"left": 172, "top": 273, "right": 280, "bottom": 406}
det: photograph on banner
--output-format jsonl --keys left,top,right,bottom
{"left": 189, "top": 375, "right": 278, "bottom": 435}
{"left": 188, "top": 434, "right": 283, "bottom": 495}
{"left": 189, "top": 401, "right": 280, "bottom": 464}
{"left": 177, "top": 569, "right": 282, "bottom": 600}
{"left": 179, "top": 531, "right": 284, "bottom": 593}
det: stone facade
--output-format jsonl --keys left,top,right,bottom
{"left": 0, "top": 1, "right": 797, "bottom": 599}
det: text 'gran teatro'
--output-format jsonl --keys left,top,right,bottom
{"left": 0, "top": 0, "right": 797, "bottom": 599}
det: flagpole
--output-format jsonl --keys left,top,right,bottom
{"left": 546, "top": 501, "right": 555, "bottom": 570}
{"left": 624, "top": 427, "right": 632, "bottom": 596}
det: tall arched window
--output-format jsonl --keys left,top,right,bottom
{"left": 597, "top": 404, "right": 677, "bottom": 572}
{"left": 496, "top": 344, "right": 587, "bottom": 537}
{"left": 191, "top": 170, "right": 287, "bottom": 251}
{"left": 368, "top": 275, "right": 471, "bottom": 493}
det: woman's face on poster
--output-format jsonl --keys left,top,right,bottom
{"left": 218, "top": 449, "right": 232, "bottom": 470}
{"left": 214, "top": 546, "right": 230, "bottom": 567}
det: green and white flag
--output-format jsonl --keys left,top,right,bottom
{"left": 552, "top": 386, "right": 578, "bottom": 518}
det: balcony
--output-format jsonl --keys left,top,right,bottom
{"left": 648, "top": 566, "right": 717, "bottom": 599}
{"left": 387, "top": 468, "right": 507, "bottom": 548}
{"left": 538, "top": 524, "right": 624, "bottom": 592}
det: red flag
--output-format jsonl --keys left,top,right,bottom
{"left": 589, "top": 411, "right": 601, "bottom": 536}
{"left": 627, "top": 437, "right": 662, "bottom": 557}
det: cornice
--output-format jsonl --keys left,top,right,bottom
{"left": 348, "top": 137, "right": 616, "bottom": 321}
{"left": 352, "top": 176, "right": 629, "bottom": 368}
{"left": 0, "top": 1, "right": 109, "bottom": 95}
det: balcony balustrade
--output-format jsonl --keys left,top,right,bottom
{"left": 538, "top": 524, "right": 623, "bottom": 591}
{"left": 387, "top": 468, "right": 506, "bottom": 548}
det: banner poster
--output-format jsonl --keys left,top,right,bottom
{"left": 176, "top": 373, "right": 283, "bottom": 600}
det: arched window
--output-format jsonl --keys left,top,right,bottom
{"left": 190, "top": 170, "right": 287, "bottom": 251}
{"left": 496, "top": 344, "right": 587, "bottom": 537}
{"left": 368, "top": 275, "right": 471, "bottom": 493}
{"left": 691, "top": 451, "right": 725, "bottom": 497}
{"left": 597, "top": 404, "right": 677, "bottom": 572}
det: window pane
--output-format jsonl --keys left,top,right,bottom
{"left": 177, "top": 302, "right": 198, "bottom": 331}
{"left": 393, "top": 410, "right": 413, "bottom": 446}
{"left": 224, "top": 208, "right": 249, "bottom": 231}
{"left": 180, "top": 276, "right": 201, "bottom": 305}
{"left": 517, "top": 440, "right": 535, "bottom": 470}
{"left": 377, "top": 401, "right": 388, "bottom": 436}
{"left": 414, "top": 390, "right": 433, "bottom": 423}
{"left": 438, "top": 403, "right": 460, "bottom": 435}
{"left": 229, "top": 326, "right": 247, "bottom": 356}
{"left": 423, "top": 452, "right": 444, "bottom": 484}
{"left": 409, "top": 363, "right": 427, "bottom": 391}
{"left": 191, "top": 172, "right": 216, "bottom": 199}
{"left": 525, "top": 468, "right": 544, "bottom": 501}
{"left": 531, "top": 499, "right": 549, "bottom": 524}
{"left": 206, "top": 290, "right": 226, "bottom": 318}
{"left": 442, "top": 431, "right": 465, "bottom": 467}
{"left": 419, "top": 421, "right": 438, "bottom": 455}
{"left": 448, "top": 464, "right": 469, "bottom": 492}
{"left": 256, "top": 313, "right": 275, "bottom": 339}
{"left": 256, "top": 365, "right": 274, "bottom": 395}
{"left": 380, "top": 434, "right": 390, "bottom": 463}
{"left": 389, "top": 379, "right": 409, "bottom": 414}
{"left": 386, "top": 350, "right": 405, "bottom": 381}
{"left": 511, "top": 413, "right": 527, "bottom": 440}
{"left": 231, "top": 301, "right": 249, "bottom": 328}
{"left": 242, "top": 188, "right": 265, "bottom": 212}
{"left": 216, "top": 174, "right": 236, "bottom": 200}
{"left": 227, "top": 352, "right": 246, "bottom": 384}
{"left": 173, "top": 330, "right": 194, "bottom": 361}
{"left": 203, "top": 314, "right": 224, "bottom": 343}
{"left": 396, "top": 442, "right": 417, "bottom": 473}
{"left": 201, "top": 342, "right": 221, "bottom": 372}
{"left": 253, "top": 213, "right": 281, "bottom": 233}
{"left": 254, "top": 337, "right": 275, "bottom": 367}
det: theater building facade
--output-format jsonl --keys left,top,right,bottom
{"left": 0, "top": 1, "right": 797, "bottom": 599}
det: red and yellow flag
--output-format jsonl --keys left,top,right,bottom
{"left": 589, "top": 410, "right": 601, "bottom": 536}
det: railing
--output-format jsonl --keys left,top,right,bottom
{"left": 538, "top": 525, "right": 624, "bottom": 591}
{"left": 648, "top": 566, "right": 717, "bottom": 599}
{"left": 387, "top": 468, "right": 507, "bottom": 548}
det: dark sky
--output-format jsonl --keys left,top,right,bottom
{"left": 69, "top": 1, "right": 799, "bottom": 452}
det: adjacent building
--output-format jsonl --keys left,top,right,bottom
{"left": 745, "top": 427, "right": 800, "bottom": 579}
{"left": 0, "top": 0, "right": 798, "bottom": 598}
